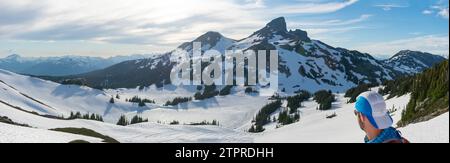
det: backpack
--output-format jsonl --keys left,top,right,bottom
{"left": 383, "top": 138, "right": 410, "bottom": 144}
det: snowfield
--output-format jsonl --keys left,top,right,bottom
{"left": 105, "top": 85, "right": 199, "bottom": 104}
{"left": 135, "top": 94, "right": 269, "bottom": 130}
{"left": 0, "top": 69, "right": 448, "bottom": 143}
{"left": 0, "top": 123, "right": 103, "bottom": 143}
{"left": 0, "top": 101, "right": 252, "bottom": 143}
{"left": 0, "top": 69, "right": 145, "bottom": 123}
{"left": 255, "top": 94, "right": 365, "bottom": 143}
{"left": 400, "top": 112, "right": 449, "bottom": 143}
{"left": 255, "top": 94, "right": 449, "bottom": 143}
{"left": 106, "top": 85, "right": 270, "bottom": 129}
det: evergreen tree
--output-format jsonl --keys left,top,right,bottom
{"left": 194, "top": 92, "right": 202, "bottom": 100}
{"left": 164, "top": 97, "right": 192, "bottom": 106}
{"left": 379, "top": 76, "right": 414, "bottom": 99}
{"left": 314, "top": 90, "right": 335, "bottom": 111}
{"left": 219, "top": 86, "right": 233, "bottom": 96}
{"left": 116, "top": 115, "right": 129, "bottom": 126}
{"left": 69, "top": 112, "right": 75, "bottom": 120}
{"left": 82, "top": 113, "right": 90, "bottom": 119}
{"left": 138, "top": 101, "right": 146, "bottom": 107}
{"left": 277, "top": 109, "right": 299, "bottom": 125}
{"left": 170, "top": 120, "right": 180, "bottom": 125}
{"left": 75, "top": 112, "right": 82, "bottom": 119}
{"left": 294, "top": 113, "right": 300, "bottom": 121}
{"left": 255, "top": 124, "right": 265, "bottom": 132}
{"left": 286, "top": 91, "right": 311, "bottom": 114}
{"left": 245, "top": 87, "right": 258, "bottom": 94}
{"left": 194, "top": 84, "right": 219, "bottom": 100}
{"left": 345, "top": 84, "right": 378, "bottom": 103}
{"left": 248, "top": 125, "right": 256, "bottom": 133}
{"left": 399, "top": 60, "right": 449, "bottom": 126}
{"left": 130, "top": 115, "right": 148, "bottom": 124}
{"left": 249, "top": 100, "right": 282, "bottom": 133}
{"left": 128, "top": 96, "right": 154, "bottom": 107}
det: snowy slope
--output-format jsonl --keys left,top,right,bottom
{"left": 276, "top": 48, "right": 355, "bottom": 93}
{"left": 399, "top": 112, "right": 449, "bottom": 143}
{"left": 104, "top": 85, "right": 271, "bottom": 129}
{"left": 254, "top": 94, "right": 365, "bottom": 143}
{"left": 1, "top": 79, "right": 448, "bottom": 143}
{"left": 137, "top": 94, "right": 269, "bottom": 130}
{"left": 385, "top": 94, "right": 411, "bottom": 126}
{"left": 0, "top": 101, "right": 251, "bottom": 143}
{"left": 1, "top": 69, "right": 447, "bottom": 143}
{"left": 105, "top": 85, "right": 199, "bottom": 104}
{"left": 0, "top": 123, "right": 103, "bottom": 143}
{"left": 0, "top": 69, "right": 143, "bottom": 123}
{"left": 254, "top": 94, "right": 448, "bottom": 143}
{"left": 0, "top": 68, "right": 270, "bottom": 129}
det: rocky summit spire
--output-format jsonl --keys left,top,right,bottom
{"left": 265, "top": 17, "right": 287, "bottom": 33}
{"left": 251, "top": 17, "right": 288, "bottom": 38}
{"left": 251, "top": 17, "right": 311, "bottom": 42}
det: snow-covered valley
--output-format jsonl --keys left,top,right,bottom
{"left": 0, "top": 69, "right": 448, "bottom": 143}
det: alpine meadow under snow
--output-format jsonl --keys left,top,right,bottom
{"left": 0, "top": 68, "right": 448, "bottom": 143}
{"left": 0, "top": 17, "right": 448, "bottom": 143}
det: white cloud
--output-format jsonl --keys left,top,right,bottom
{"left": 274, "top": 0, "right": 359, "bottom": 14}
{"left": 409, "top": 32, "right": 422, "bottom": 35}
{"left": 424, "top": 4, "right": 449, "bottom": 19}
{"left": 353, "top": 35, "right": 450, "bottom": 57}
{"left": 305, "top": 26, "right": 367, "bottom": 36}
{"left": 0, "top": 0, "right": 266, "bottom": 46}
{"left": 288, "top": 14, "right": 372, "bottom": 41}
{"left": 291, "top": 14, "right": 371, "bottom": 27}
{"left": 438, "top": 7, "right": 449, "bottom": 19}
{"left": 0, "top": 0, "right": 358, "bottom": 51}
{"left": 374, "top": 4, "right": 409, "bottom": 11}
{"left": 423, "top": 10, "right": 434, "bottom": 15}
{"left": 243, "top": 0, "right": 266, "bottom": 9}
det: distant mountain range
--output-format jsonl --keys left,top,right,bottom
{"left": 27, "top": 17, "right": 447, "bottom": 93}
{"left": 0, "top": 54, "right": 154, "bottom": 76}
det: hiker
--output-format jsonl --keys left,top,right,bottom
{"left": 354, "top": 91, "right": 409, "bottom": 143}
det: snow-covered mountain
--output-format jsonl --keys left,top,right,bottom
{"left": 178, "top": 31, "right": 236, "bottom": 54}
{"left": 228, "top": 17, "right": 397, "bottom": 93}
{"left": 383, "top": 50, "right": 446, "bottom": 74}
{"left": 57, "top": 31, "right": 236, "bottom": 89}
{"left": 56, "top": 17, "right": 439, "bottom": 93}
{"left": 0, "top": 54, "right": 153, "bottom": 76}
{"left": 64, "top": 54, "right": 176, "bottom": 88}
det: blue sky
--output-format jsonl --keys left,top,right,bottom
{"left": 0, "top": 0, "right": 448, "bottom": 58}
